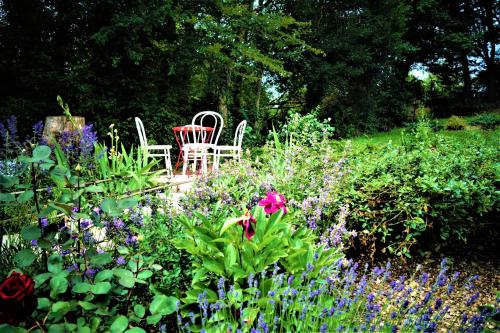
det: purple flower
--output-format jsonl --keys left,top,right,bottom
{"left": 81, "top": 219, "right": 92, "bottom": 228}
{"left": 41, "top": 218, "right": 48, "bottom": 228}
{"left": 33, "top": 121, "right": 44, "bottom": 138}
{"left": 30, "top": 240, "right": 38, "bottom": 246}
{"left": 85, "top": 267, "right": 96, "bottom": 278}
{"left": 217, "top": 277, "right": 225, "bottom": 299}
{"left": 125, "top": 235, "right": 138, "bottom": 245}
{"left": 116, "top": 256, "right": 126, "bottom": 265}
{"left": 466, "top": 292, "right": 480, "bottom": 306}
{"left": 113, "top": 218, "right": 124, "bottom": 229}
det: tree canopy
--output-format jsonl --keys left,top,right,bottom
{"left": 0, "top": 0, "right": 498, "bottom": 143}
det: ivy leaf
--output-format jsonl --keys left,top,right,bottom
{"left": 37, "top": 297, "right": 51, "bottom": 310}
{"left": 149, "top": 295, "right": 178, "bottom": 316}
{"left": 17, "top": 190, "right": 34, "bottom": 203}
{"left": 133, "top": 304, "right": 145, "bottom": 318}
{"left": 110, "top": 316, "right": 129, "bottom": 333}
{"left": 125, "top": 328, "right": 146, "bottom": 333}
{"left": 14, "top": 248, "right": 37, "bottom": 267}
{"left": 90, "top": 282, "right": 111, "bottom": 295}
{"left": 78, "top": 301, "right": 97, "bottom": 310}
{"left": 146, "top": 314, "right": 162, "bottom": 325}
{"left": 21, "top": 224, "right": 41, "bottom": 241}
{"left": 49, "top": 276, "right": 68, "bottom": 298}
{"left": 51, "top": 301, "right": 71, "bottom": 317}
{"left": 95, "top": 269, "right": 113, "bottom": 282}
{"left": 32, "top": 145, "right": 52, "bottom": 162}
{"left": 137, "top": 270, "right": 152, "bottom": 280}
{"left": 72, "top": 282, "right": 91, "bottom": 294}
{"left": 118, "top": 276, "right": 135, "bottom": 288}
{"left": 90, "top": 253, "right": 112, "bottom": 266}
{"left": 48, "top": 254, "right": 63, "bottom": 273}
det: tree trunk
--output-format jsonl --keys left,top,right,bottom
{"left": 43, "top": 116, "right": 85, "bottom": 142}
{"left": 459, "top": 51, "right": 472, "bottom": 101}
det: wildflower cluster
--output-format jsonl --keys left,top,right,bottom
{"left": 178, "top": 259, "right": 496, "bottom": 333}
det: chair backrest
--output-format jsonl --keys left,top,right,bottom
{"left": 233, "top": 120, "right": 247, "bottom": 147}
{"left": 192, "top": 111, "right": 224, "bottom": 145}
{"left": 134, "top": 117, "right": 147, "bottom": 147}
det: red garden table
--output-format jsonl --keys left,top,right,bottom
{"left": 172, "top": 125, "right": 214, "bottom": 172}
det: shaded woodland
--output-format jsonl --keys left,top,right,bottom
{"left": 0, "top": 0, "right": 498, "bottom": 143}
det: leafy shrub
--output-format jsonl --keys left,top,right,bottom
{"left": 341, "top": 122, "right": 498, "bottom": 257}
{"left": 445, "top": 115, "right": 467, "bottom": 130}
{"left": 275, "top": 110, "right": 335, "bottom": 146}
{"left": 469, "top": 113, "right": 500, "bottom": 130}
{"left": 174, "top": 200, "right": 342, "bottom": 304}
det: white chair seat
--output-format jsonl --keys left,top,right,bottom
{"left": 213, "top": 120, "right": 246, "bottom": 169}
{"left": 135, "top": 117, "right": 173, "bottom": 177}
{"left": 181, "top": 111, "right": 224, "bottom": 175}
{"left": 215, "top": 145, "right": 240, "bottom": 150}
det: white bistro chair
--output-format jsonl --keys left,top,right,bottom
{"left": 214, "top": 120, "right": 247, "bottom": 170}
{"left": 181, "top": 111, "right": 223, "bottom": 175}
{"left": 135, "top": 117, "right": 173, "bottom": 177}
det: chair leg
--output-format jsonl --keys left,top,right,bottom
{"left": 214, "top": 150, "right": 219, "bottom": 170}
{"left": 182, "top": 150, "right": 188, "bottom": 176}
{"left": 167, "top": 150, "right": 173, "bottom": 177}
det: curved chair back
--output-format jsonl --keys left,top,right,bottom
{"left": 233, "top": 120, "right": 247, "bottom": 147}
{"left": 135, "top": 117, "right": 147, "bottom": 147}
{"left": 192, "top": 111, "right": 224, "bottom": 145}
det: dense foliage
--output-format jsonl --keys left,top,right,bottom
{"left": 0, "top": 114, "right": 498, "bottom": 331}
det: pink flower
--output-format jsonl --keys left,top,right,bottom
{"left": 236, "top": 212, "right": 257, "bottom": 240}
{"left": 258, "top": 192, "right": 287, "bottom": 215}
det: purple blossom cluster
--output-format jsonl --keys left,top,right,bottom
{"left": 177, "top": 259, "right": 497, "bottom": 333}
{"left": 57, "top": 124, "right": 97, "bottom": 165}
{"left": 0, "top": 116, "right": 45, "bottom": 160}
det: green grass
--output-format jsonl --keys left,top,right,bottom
{"left": 346, "top": 112, "right": 500, "bottom": 150}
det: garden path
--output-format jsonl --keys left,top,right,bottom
{"left": 156, "top": 174, "right": 196, "bottom": 209}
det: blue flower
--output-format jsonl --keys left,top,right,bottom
{"left": 116, "top": 256, "right": 126, "bottom": 265}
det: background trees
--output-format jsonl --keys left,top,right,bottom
{"left": 0, "top": 0, "right": 498, "bottom": 144}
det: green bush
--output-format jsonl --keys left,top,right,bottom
{"left": 445, "top": 115, "right": 467, "bottom": 130}
{"left": 340, "top": 122, "right": 498, "bottom": 256}
{"left": 469, "top": 113, "right": 500, "bottom": 130}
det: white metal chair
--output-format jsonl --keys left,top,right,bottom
{"left": 181, "top": 111, "right": 223, "bottom": 175}
{"left": 135, "top": 117, "right": 173, "bottom": 177}
{"left": 214, "top": 120, "right": 247, "bottom": 170}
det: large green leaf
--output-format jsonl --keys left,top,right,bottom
{"left": 0, "top": 192, "right": 16, "bottom": 202}
{"left": 202, "top": 258, "right": 225, "bottom": 275}
{"left": 118, "top": 276, "right": 135, "bottom": 288}
{"left": 32, "top": 145, "right": 51, "bottom": 162}
{"left": 224, "top": 243, "right": 237, "bottom": 271}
